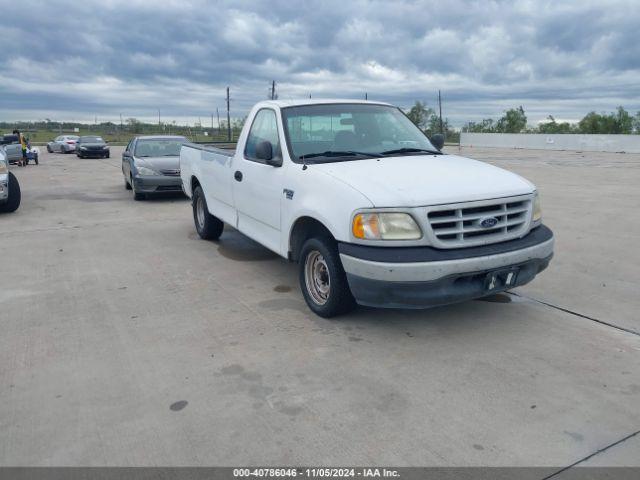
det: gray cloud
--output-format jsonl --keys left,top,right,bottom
{"left": 0, "top": 0, "right": 638, "bottom": 126}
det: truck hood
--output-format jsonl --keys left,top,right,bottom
{"left": 314, "top": 154, "right": 535, "bottom": 207}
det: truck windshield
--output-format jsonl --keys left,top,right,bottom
{"left": 281, "top": 103, "right": 440, "bottom": 163}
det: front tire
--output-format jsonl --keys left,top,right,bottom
{"left": 47, "top": 145, "right": 52, "bottom": 153}
{"left": 0, "top": 172, "right": 21, "bottom": 213}
{"left": 192, "top": 186, "right": 223, "bottom": 240}
{"left": 299, "top": 237, "right": 356, "bottom": 318}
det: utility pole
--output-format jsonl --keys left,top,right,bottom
{"left": 158, "top": 109, "right": 161, "bottom": 131}
{"left": 271, "top": 80, "right": 276, "bottom": 100}
{"left": 211, "top": 113, "right": 214, "bottom": 130}
{"left": 216, "top": 108, "right": 221, "bottom": 137}
{"left": 365, "top": 92, "right": 368, "bottom": 100}
{"left": 438, "top": 90, "right": 443, "bottom": 135}
{"left": 119, "top": 113, "right": 123, "bottom": 142}
{"left": 226, "top": 87, "right": 231, "bottom": 142}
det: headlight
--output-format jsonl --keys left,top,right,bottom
{"left": 79, "top": 146, "right": 87, "bottom": 150}
{"left": 532, "top": 193, "right": 542, "bottom": 224}
{"left": 352, "top": 212, "right": 422, "bottom": 240}
{"left": 103, "top": 146, "right": 109, "bottom": 150}
{"left": 136, "top": 166, "right": 158, "bottom": 176}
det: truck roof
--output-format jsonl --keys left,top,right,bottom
{"left": 257, "top": 99, "right": 393, "bottom": 109}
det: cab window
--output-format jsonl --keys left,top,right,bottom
{"left": 244, "top": 109, "right": 281, "bottom": 162}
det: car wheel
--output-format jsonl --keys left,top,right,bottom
{"left": 0, "top": 172, "right": 21, "bottom": 213}
{"left": 34, "top": 154, "right": 39, "bottom": 165}
{"left": 192, "top": 186, "right": 223, "bottom": 240}
{"left": 124, "top": 176, "right": 132, "bottom": 190}
{"left": 46, "top": 145, "right": 52, "bottom": 153}
{"left": 105, "top": 152, "right": 110, "bottom": 158}
{"left": 299, "top": 237, "right": 356, "bottom": 318}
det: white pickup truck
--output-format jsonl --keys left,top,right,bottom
{"left": 180, "top": 100, "right": 553, "bottom": 317}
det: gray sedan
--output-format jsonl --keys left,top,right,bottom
{"left": 122, "top": 135, "right": 188, "bottom": 200}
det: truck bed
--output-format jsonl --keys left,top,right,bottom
{"left": 185, "top": 142, "right": 236, "bottom": 157}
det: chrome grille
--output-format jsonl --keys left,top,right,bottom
{"left": 427, "top": 197, "right": 532, "bottom": 248}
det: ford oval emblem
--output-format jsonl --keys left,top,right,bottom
{"left": 480, "top": 217, "right": 499, "bottom": 228}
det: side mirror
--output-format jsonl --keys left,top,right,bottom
{"left": 256, "top": 140, "right": 282, "bottom": 166}
{"left": 430, "top": 134, "right": 445, "bottom": 150}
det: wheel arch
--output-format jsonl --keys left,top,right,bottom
{"left": 288, "top": 216, "right": 335, "bottom": 262}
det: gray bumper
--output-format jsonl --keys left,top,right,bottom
{"left": 0, "top": 173, "right": 8, "bottom": 202}
{"left": 339, "top": 226, "right": 554, "bottom": 309}
{"left": 133, "top": 175, "right": 183, "bottom": 194}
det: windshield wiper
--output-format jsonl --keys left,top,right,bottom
{"left": 300, "top": 150, "right": 382, "bottom": 161}
{"left": 381, "top": 147, "right": 442, "bottom": 156}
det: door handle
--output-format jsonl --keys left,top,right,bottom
{"left": 234, "top": 171, "right": 243, "bottom": 182}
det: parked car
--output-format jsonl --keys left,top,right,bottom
{"left": 122, "top": 135, "right": 188, "bottom": 200}
{"left": 0, "top": 134, "right": 38, "bottom": 165}
{"left": 180, "top": 99, "right": 554, "bottom": 317}
{"left": 1, "top": 134, "right": 22, "bottom": 164}
{"left": 76, "top": 136, "right": 109, "bottom": 158}
{"left": 47, "top": 135, "right": 79, "bottom": 153}
{"left": 0, "top": 150, "right": 20, "bottom": 212}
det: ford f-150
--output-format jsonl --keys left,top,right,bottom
{"left": 180, "top": 100, "right": 554, "bottom": 317}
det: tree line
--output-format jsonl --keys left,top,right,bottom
{"left": 462, "top": 106, "right": 640, "bottom": 134}
{"left": 405, "top": 102, "right": 640, "bottom": 136}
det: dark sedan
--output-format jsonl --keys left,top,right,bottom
{"left": 122, "top": 135, "right": 187, "bottom": 200}
{"left": 76, "top": 136, "right": 110, "bottom": 158}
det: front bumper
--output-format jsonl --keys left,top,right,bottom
{"left": 0, "top": 173, "right": 8, "bottom": 202}
{"left": 132, "top": 175, "right": 183, "bottom": 194}
{"left": 339, "top": 225, "right": 554, "bottom": 309}
{"left": 78, "top": 149, "right": 108, "bottom": 157}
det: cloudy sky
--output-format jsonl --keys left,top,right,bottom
{"left": 1, "top": 0, "right": 639, "bottom": 126}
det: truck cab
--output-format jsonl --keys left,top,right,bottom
{"left": 180, "top": 100, "right": 553, "bottom": 317}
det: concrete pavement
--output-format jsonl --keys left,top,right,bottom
{"left": 0, "top": 147, "right": 638, "bottom": 469}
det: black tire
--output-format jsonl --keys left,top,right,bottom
{"left": 192, "top": 186, "right": 223, "bottom": 240}
{"left": 34, "top": 154, "right": 39, "bottom": 165}
{"left": 105, "top": 152, "right": 110, "bottom": 158}
{"left": 124, "top": 176, "right": 132, "bottom": 190}
{"left": 299, "top": 236, "right": 356, "bottom": 318}
{"left": 0, "top": 172, "right": 21, "bottom": 213}
{"left": 47, "top": 145, "right": 52, "bottom": 153}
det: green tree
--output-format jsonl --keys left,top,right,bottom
{"left": 537, "top": 115, "right": 574, "bottom": 134}
{"left": 496, "top": 106, "right": 527, "bottom": 133}
{"left": 406, "top": 101, "right": 435, "bottom": 130}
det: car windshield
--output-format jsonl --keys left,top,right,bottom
{"left": 80, "top": 136, "right": 104, "bottom": 143}
{"left": 134, "top": 138, "right": 187, "bottom": 157}
{"left": 281, "top": 103, "right": 440, "bottom": 163}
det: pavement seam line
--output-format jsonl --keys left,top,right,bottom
{"left": 508, "top": 292, "right": 640, "bottom": 337}
{"left": 541, "top": 429, "right": 640, "bottom": 479}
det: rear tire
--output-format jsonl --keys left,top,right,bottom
{"left": 192, "top": 186, "right": 223, "bottom": 240}
{"left": 0, "top": 172, "right": 21, "bottom": 213}
{"left": 299, "top": 237, "right": 356, "bottom": 318}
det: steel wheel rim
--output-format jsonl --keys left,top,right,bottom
{"left": 304, "top": 250, "right": 330, "bottom": 305}
{"left": 196, "top": 195, "right": 206, "bottom": 229}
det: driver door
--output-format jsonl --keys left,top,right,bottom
{"left": 232, "top": 108, "right": 285, "bottom": 254}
